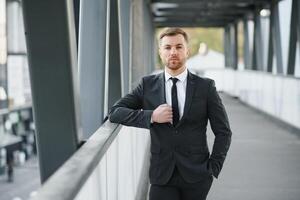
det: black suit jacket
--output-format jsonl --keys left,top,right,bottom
{"left": 109, "top": 71, "right": 232, "bottom": 185}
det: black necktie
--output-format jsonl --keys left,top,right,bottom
{"left": 170, "top": 77, "right": 179, "bottom": 126}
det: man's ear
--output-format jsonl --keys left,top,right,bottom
{"left": 158, "top": 46, "right": 162, "bottom": 57}
{"left": 187, "top": 48, "right": 190, "bottom": 57}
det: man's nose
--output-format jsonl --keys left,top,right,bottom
{"left": 170, "top": 48, "right": 177, "bottom": 54}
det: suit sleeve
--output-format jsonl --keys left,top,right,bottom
{"left": 207, "top": 80, "right": 232, "bottom": 178}
{"left": 109, "top": 78, "right": 153, "bottom": 129}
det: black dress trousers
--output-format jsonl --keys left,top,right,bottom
{"left": 149, "top": 166, "right": 213, "bottom": 200}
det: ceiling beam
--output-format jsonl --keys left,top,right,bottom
{"left": 153, "top": 15, "right": 242, "bottom": 21}
{"left": 152, "top": 0, "right": 271, "bottom": 3}
{"left": 155, "top": 21, "right": 228, "bottom": 27}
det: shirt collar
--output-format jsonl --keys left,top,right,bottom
{"left": 164, "top": 67, "right": 188, "bottom": 83}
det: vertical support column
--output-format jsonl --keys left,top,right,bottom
{"left": 268, "top": 0, "right": 283, "bottom": 74}
{"left": 297, "top": 0, "right": 300, "bottom": 66}
{"left": 243, "top": 18, "right": 251, "bottom": 69}
{"left": 224, "top": 23, "right": 238, "bottom": 69}
{"left": 78, "top": 0, "right": 108, "bottom": 138}
{"left": 150, "top": 24, "right": 156, "bottom": 72}
{"left": 287, "top": 0, "right": 298, "bottom": 75}
{"left": 267, "top": 10, "right": 274, "bottom": 72}
{"left": 273, "top": 1, "right": 284, "bottom": 74}
{"left": 144, "top": 3, "right": 150, "bottom": 74}
{"left": 131, "top": 0, "right": 141, "bottom": 84}
{"left": 232, "top": 22, "right": 238, "bottom": 70}
{"left": 224, "top": 25, "right": 230, "bottom": 67}
{"left": 143, "top": 0, "right": 155, "bottom": 74}
{"left": 22, "top": 0, "right": 81, "bottom": 182}
{"left": 131, "top": 0, "right": 151, "bottom": 85}
{"left": 107, "top": 0, "right": 121, "bottom": 110}
{"left": 73, "top": 0, "right": 80, "bottom": 47}
{"left": 252, "top": 19, "right": 257, "bottom": 70}
{"left": 253, "top": 10, "right": 264, "bottom": 71}
{"left": 0, "top": 0, "right": 8, "bottom": 108}
{"left": 118, "top": 0, "right": 130, "bottom": 95}
{"left": 152, "top": 23, "right": 158, "bottom": 73}
{"left": 146, "top": 2, "right": 156, "bottom": 74}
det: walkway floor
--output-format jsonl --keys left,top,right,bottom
{"left": 0, "top": 156, "right": 40, "bottom": 200}
{"left": 207, "top": 94, "right": 300, "bottom": 200}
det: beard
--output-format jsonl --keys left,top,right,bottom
{"left": 164, "top": 57, "right": 186, "bottom": 70}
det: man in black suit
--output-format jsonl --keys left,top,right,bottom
{"left": 109, "top": 28, "right": 232, "bottom": 200}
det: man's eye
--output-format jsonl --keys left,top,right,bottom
{"left": 177, "top": 46, "right": 182, "bottom": 49}
{"left": 165, "top": 47, "right": 171, "bottom": 50}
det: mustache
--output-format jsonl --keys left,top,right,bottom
{"left": 169, "top": 57, "right": 179, "bottom": 60}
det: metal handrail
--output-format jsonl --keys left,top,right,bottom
{"left": 30, "top": 120, "right": 122, "bottom": 200}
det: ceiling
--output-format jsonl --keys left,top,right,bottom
{"left": 151, "top": 0, "right": 278, "bottom": 27}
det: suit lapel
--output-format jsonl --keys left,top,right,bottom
{"left": 158, "top": 72, "right": 166, "bottom": 105}
{"left": 176, "top": 71, "right": 196, "bottom": 127}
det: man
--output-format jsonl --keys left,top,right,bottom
{"left": 109, "top": 28, "right": 232, "bottom": 200}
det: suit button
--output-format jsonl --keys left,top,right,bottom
{"left": 174, "top": 130, "right": 178, "bottom": 134}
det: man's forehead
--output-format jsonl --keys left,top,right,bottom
{"left": 160, "top": 34, "right": 186, "bottom": 45}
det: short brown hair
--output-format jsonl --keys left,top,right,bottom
{"left": 159, "top": 28, "right": 189, "bottom": 44}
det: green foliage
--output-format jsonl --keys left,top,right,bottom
{"left": 184, "top": 28, "right": 224, "bottom": 55}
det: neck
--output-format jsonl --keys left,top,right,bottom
{"left": 166, "top": 66, "right": 186, "bottom": 77}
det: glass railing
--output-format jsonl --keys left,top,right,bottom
{"left": 196, "top": 68, "right": 300, "bottom": 130}
{"left": 30, "top": 120, "right": 151, "bottom": 200}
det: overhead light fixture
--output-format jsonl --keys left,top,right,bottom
{"left": 151, "top": 2, "right": 179, "bottom": 15}
{"left": 152, "top": 3, "right": 178, "bottom": 9}
{"left": 260, "top": 9, "right": 270, "bottom": 17}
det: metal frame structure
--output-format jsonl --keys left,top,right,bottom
{"left": 243, "top": 17, "right": 252, "bottom": 69}
{"left": 287, "top": 0, "right": 300, "bottom": 75}
{"left": 267, "top": 0, "right": 283, "bottom": 74}
{"left": 6, "top": 0, "right": 300, "bottom": 188}
{"left": 78, "top": 0, "right": 108, "bottom": 138}
{"left": 22, "top": 0, "right": 81, "bottom": 182}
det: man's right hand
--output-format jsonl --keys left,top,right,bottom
{"left": 151, "top": 104, "right": 173, "bottom": 123}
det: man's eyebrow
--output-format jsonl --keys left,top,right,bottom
{"left": 163, "top": 43, "right": 183, "bottom": 46}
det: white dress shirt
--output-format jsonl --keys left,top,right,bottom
{"left": 165, "top": 68, "right": 188, "bottom": 119}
